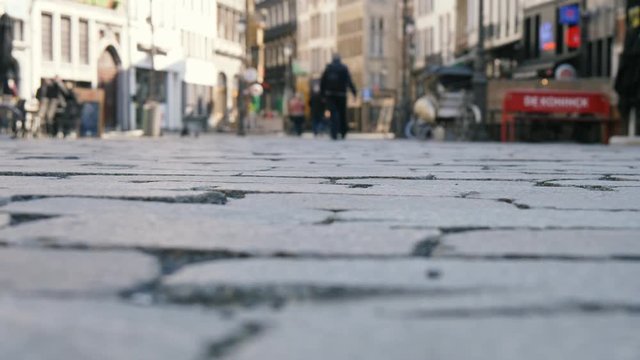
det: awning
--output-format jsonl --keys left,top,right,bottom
{"left": 513, "top": 54, "right": 580, "bottom": 80}
{"left": 512, "top": 60, "right": 556, "bottom": 80}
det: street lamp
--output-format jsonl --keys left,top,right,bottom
{"left": 236, "top": 17, "right": 248, "bottom": 136}
{"left": 283, "top": 42, "right": 293, "bottom": 114}
{"left": 398, "top": 0, "right": 415, "bottom": 138}
{"left": 472, "top": 0, "right": 488, "bottom": 125}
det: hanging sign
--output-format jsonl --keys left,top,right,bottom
{"left": 540, "top": 22, "right": 556, "bottom": 52}
{"left": 559, "top": 4, "right": 580, "bottom": 25}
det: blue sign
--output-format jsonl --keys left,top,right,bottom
{"left": 362, "top": 88, "right": 372, "bottom": 102}
{"left": 559, "top": 4, "right": 580, "bottom": 25}
{"left": 540, "top": 22, "right": 556, "bottom": 51}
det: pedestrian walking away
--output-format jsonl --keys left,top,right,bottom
{"left": 288, "top": 93, "right": 306, "bottom": 136}
{"left": 320, "top": 53, "right": 357, "bottom": 140}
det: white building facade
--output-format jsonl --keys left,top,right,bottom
{"left": 297, "top": 0, "right": 337, "bottom": 79}
{"left": 127, "top": 0, "right": 244, "bottom": 131}
{"left": 2, "top": 0, "right": 131, "bottom": 129}
{"left": 413, "top": 0, "right": 456, "bottom": 69}
{"left": 2, "top": 0, "right": 245, "bottom": 132}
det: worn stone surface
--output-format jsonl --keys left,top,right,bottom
{"left": 161, "top": 258, "right": 640, "bottom": 305}
{"left": 0, "top": 248, "right": 159, "bottom": 296}
{"left": 0, "top": 297, "right": 251, "bottom": 360}
{"left": 437, "top": 229, "right": 640, "bottom": 258}
{"left": 0, "top": 212, "right": 9, "bottom": 228}
{"left": 0, "top": 198, "right": 435, "bottom": 255}
{"left": 1, "top": 135, "right": 640, "bottom": 359}
{"left": 228, "top": 300, "right": 640, "bottom": 360}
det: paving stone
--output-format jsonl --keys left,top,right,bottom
{"left": 0, "top": 212, "right": 9, "bottom": 228}
{"left": 161, "top": 258, "right": 640, "bottom": 305}
{"left": 228, "top": 300, "right": 640, "bottom": 360}
{"left": 0, "top": 198, "right": 435, "bottom": 256}
{"left": 0, "top": 297, "right": 248, "bottom": 360}
{"left": 437, "top": 229, "right": 640, "bottom": 258}
{"left": 228, "top": 193, "right": 640, "bottom": 229}
{"left": 0, "top": 248, "right": 159, "bottom": 296}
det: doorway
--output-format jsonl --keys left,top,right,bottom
{"left": 97, "top": 47, "right": 120, "bottom": 130}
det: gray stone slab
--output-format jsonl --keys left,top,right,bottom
{"left": 0, "top": 297, "right": 247, "bottom": 360}
{"left": 161, "top": 258, "right": 640, "bottom": 305}
{"left": 229, "top": 193, "right": 640, "bottom": 229}
{"left": 229, "top": 300, "right": 640, "bottom": 360}
{"left": 0, "top": 248, "right": 159, "bottom": 296}
{"left": 0, "top": 198, "right": 434, "bottom": 256}
{"left": 0, "top": 213, "right": 9, "bottom": 228}
{"left": 437, "top": 229, "right": 640, "bottom": 258}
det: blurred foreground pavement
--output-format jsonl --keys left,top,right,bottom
{"left": 1, "top": 134, "right": 640, "bottom": 360}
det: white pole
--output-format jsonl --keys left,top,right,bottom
{"left": 630, "top": 107, "right": 637, "bottom": 137}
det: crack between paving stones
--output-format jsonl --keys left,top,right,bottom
{"left": 434, "top": 253, "right": 640, "bottom": 263}
{"left": 0, "top": 171, "right": 234, "bottom": 179}
{"left": 398, "top": 302, "right": 640, "bottom": 320}
{"left": 157, "top": 284, "right": 484, "bottom": 309}
{"left": 394, "top": 224, "right": 640, "bottom": 233}
{"left": 455, "top": 195, "right": 639, "bottom": 213}
{"left": 9, "top": 191, "right": 228, "bottom": 205}
{"left": 8, "top": 213, "right": 60, "bottom": 226}
{"left": 535, "top": 180, "right": 616, "bottom": 192}
{"left": 200, "top": 322, "right": 266, "bottom": 359}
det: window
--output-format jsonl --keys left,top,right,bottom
{"left": 79, "top": 20, "right": 89, "bottom": 64}
{"left": 61, "top": 16, "right": 72, "bottom": 63}
{"left": 41, "top": 13, "right": 53, "bottom": 61}
{"left": 523, "top": 17, "right": 531, "bottom": 59}
{"left": 506, "top": 0, "right": 511, "bottom": 35}
{"left": 369, "top": 17, "right": 384, "bottom": 57}
{"left": 12, "top": 19, "right": 24, "bottom": 42}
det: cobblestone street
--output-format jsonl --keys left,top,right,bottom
{"left": 1, "top": 135, "right": 639, "bottom": 359}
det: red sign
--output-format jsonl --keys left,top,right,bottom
{"left": 566, "top": 26, "right": 581, "bottom": 48}
{"left": 504, "top": 90, "right": 610, "bottom": 115}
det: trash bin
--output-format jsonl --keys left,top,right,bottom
{"left": 143, "top": 101, "right": 161, "bottom": 137}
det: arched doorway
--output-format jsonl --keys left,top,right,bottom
{"left": 214, "top": 72, "right": 227, "bottom": 125}
{"left": 97, "top": 47, "right": 120, "bottom": 130}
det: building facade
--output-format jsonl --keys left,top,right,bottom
{"left": 515, "top": 0, "right": 617, "bottom": 80}
{"left": 336, "top": 0, "right": 399, "bottom": 130}
{"left": 297, "top": 0, "right": 337, "bottom": 80}
{"left": 457, "top": 0, "right": 523, "bottom": 78}
{"left": 2, "top": 0, "right": 245, "bottom": 132}
{"left": 2, "top": 0, "right": 130, "bottom": 130}
{"left": 413, "top": 0, "right": 456, "bottom": 70}
{"left": 258, "top": 0, "right": 296, "bottom": 113}
{"left": 127, "top": 0, "right": 244, "bottom": 131}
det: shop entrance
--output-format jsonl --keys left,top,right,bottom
{"left": 97, "top": 47, "right": 120, "bottom": 130}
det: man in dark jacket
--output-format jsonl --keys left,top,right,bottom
{"left": 1, "top": 13, "right": 14, "bottom": 96}
{"left": 320, "top": 54, "right": 357, "bottom": 140}
{"left": 615, "top": 3, "right": 640, "bottom": 136}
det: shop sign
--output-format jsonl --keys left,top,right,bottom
{"left": 565, "top": 26, "right": 581, "bottom": 49}
{"left": 362, "top": 88, "right": 372, "bottom": 102}
{"left": 559, "top": 4, "right": 580, "bottom": 25}
{"left": 504, "top": 90, "right": 610, "bottom": 115}
{"left": 540, "top": 22, "right": 556, "bottom": 52}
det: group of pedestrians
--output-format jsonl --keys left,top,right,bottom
{"left": 288, "top": 53, "right": 358, "bottom": 140}
{"left": 35, "top": 76, "right": 80, "bottom": 137}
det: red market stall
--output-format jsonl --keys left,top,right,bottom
{"left": 501, "top": 90, "right": 615, "bottom": 144}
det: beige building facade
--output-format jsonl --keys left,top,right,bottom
{"left": 336, "top": 0, "right": 402, "bottom": 102}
